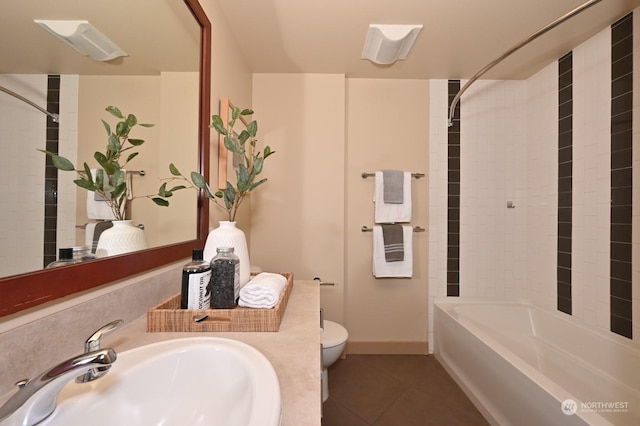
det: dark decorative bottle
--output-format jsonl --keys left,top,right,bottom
{"left": 46, "top": 248, "right": 77, "bottom": 268}
{"left": 209, "top": 247, "right": 240, "bottom": 309}
{"left": 181, "top": 249, "right": 211, "bottom": 309}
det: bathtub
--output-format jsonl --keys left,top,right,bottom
{"left": 434, "top": 301, "right": 640, "bottom": 426}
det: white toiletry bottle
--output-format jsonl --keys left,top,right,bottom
{"left": 180, "top": 249, "right": 212, "bottom": 309}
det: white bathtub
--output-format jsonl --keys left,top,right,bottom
{"left": 434, "top": 301, "right": 640, "bottom": 426}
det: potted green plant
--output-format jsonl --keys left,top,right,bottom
{"left": 153, "top": 105, "right": 274, "bottom": 222}
{"left": 41, "top": 106, "right": 154, "bottom": 257}
{"left": 154, "top": 104, "right": 274, "bottom": 285}
{"left": 41, "top": 105, "right": 154, "bottom": 221}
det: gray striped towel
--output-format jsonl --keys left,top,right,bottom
{"left": 381, "top": 224, "right": 404, "bottom": 262}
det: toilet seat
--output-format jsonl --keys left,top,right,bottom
{"left": 322, "top": 320, "right": 348, "bottom": 348}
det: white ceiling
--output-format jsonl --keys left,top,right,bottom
{"left": 0, "top": 0, "right": 200, "bottom": 75}
{"left": 216, "top": 0, "right": 640, "bottom": 80}
{"left": 2, "top": 0, "right": 638, "bottom": 80}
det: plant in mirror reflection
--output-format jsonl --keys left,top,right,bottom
{"left": 154, "top": 105, "right": 275, "bottom": 222}
{"left": 40, "top": 106, "right": 154, "bottom": 221}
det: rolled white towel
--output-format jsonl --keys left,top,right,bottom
{"left": 238, "top": 272, "right": 287, "bottom": 309}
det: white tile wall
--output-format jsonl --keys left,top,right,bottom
{"left": 57, "top": 75, "right": 79, "bottom": 249}
{"left": 459, "top": 80, "right": 527, "bottom": 300}
{"left": 525, "top": 62, "right": 559, "bottom": 312}
{"left": 571, "top": 28, "right": 611, "bottom": 329}
{"left": 0, "top": 75, "right": 47, "bottom": 276}
{"left": 428, "top": 79, "right": 527, "bottom": 350}
{"left": 0, "top": 75, "right": 79, "bottom": 276}
{"left": 429, "top": 14, "right": 640, "bottom": 351}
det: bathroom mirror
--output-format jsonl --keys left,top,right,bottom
{"left": 0, "top": 0, "right": 211, "bottom": 317}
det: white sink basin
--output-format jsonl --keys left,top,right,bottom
{"left": 41, "top": 337, "right": 281, "bottom": 426}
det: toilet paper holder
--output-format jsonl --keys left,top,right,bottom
{"left": 313, "top": 276, "right": 335, "bottom": 286}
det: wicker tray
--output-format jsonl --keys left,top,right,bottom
{"left": 147, "top": 272, "right": 293, "bottom": 332}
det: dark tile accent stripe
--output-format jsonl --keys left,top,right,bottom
{"left": 43, "top": 75, "right": 60, "bottom": 268}
{"left": 447, "top": 80, "right": 460, "bottom": 297}
{"left": 610, "top": 13, "right": 633, "bottom": 339}
{"left": 557, "top": 52, "right": 573, "bottom": 315}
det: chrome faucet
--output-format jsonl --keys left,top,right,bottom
{"left": 0, "top": 320, "right": 123, "bottom": 426}
{"left": 76, "top": 319, "right": 123, "bottom": 383}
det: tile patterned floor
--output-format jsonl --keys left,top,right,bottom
{"left": 321, "top": 354, "right": 489, "bottom": 426}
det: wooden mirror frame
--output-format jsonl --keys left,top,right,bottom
{"left": 0, "top": 0, "right": 211, "bottom": 318}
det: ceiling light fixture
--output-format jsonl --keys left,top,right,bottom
{"left": 361, "top": 24, "right": 423, "bottom": 65}
{"left": 34, "top": 20, "right": 128, "bottom": 62}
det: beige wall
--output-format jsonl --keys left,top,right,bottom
{"left": 203, "top": 0, "right": 254, "bottom": 232}
{"left": 191, "top": 4, "right": 432, "bottom": 352}
{"left": 77, "top": 75, "right": 162, "bottom": 245}
{"left": 344, "top": 79, "right": 430, "bottom": 353}
{"left": 156, "top": 72, "right": 199, "bottom": 246}
{"left": 77, "top": 74, "right": 198, "bottom": 248}
{"left": 250, "top": 75, "right": 430, "bottom": 352}
{"left": 251, "top": 74, "right": 347, "bottom": 324}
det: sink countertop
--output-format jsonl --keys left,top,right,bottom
{"left": 101, "top": 279, "right": 321, "bottom": 426}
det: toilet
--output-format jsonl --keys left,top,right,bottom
{"left": 321, "top": 320, "right": 348, "bottom": 402}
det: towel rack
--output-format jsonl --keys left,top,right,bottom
{"left": 361, "top": 225, "right": 425, "bottom": 233}
{"left": 361, "top": 172, "right": 424, "bottom": 179}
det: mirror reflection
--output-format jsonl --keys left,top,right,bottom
{"left": 0, "top": 0, "right": 201, "bottom": 278}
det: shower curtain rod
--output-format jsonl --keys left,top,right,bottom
{"left": 447, "top": 0, "right": 602, "bottom": 127}
{"left": 0, "top": 84, "right": 60, "bottom": 123}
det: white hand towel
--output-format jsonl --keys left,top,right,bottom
{"left": 373, "top": 225, "right": 413, "bottom": 278}
{"left": 374, "top": 171, "right": 411, "bottom": 223}
{"left": 86, "top": 169, "right": 126, "bottom": 220}
{"left": 238, "top": 272, "right": 287, "bottom": 309}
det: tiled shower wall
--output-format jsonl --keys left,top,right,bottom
{"left": 57, "top": 76, "right": 79, "bottom": 254}
{"left": 527, "top": 26, "right": 613, "bottom": 330}
{"left": 429, "top": 12, "right": 639, "bottom": 349}
{"left": 0, "top": 75, "right": 47, "bottom": 276}
{"left": 428, "top": 79, "right": 527, "bottom": 348}
{"left": 0, "top": 75, "right": 77, "bottom": 276}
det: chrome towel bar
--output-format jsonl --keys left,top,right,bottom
{"left": 361, "top": 225, "right": 425, "bottom": 233}
{"left": 361, "top": 172, "right": 424, "bottom": 179}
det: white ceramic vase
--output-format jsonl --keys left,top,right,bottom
{"left": 95, "top": 220, "right": 148, "bottom": 258}
{"left": 203, "top": 221, "right": 251, "bottom": 286}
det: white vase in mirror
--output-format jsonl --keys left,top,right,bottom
{"left": 95, "top": 220, "right": 148, "bottom": 258}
